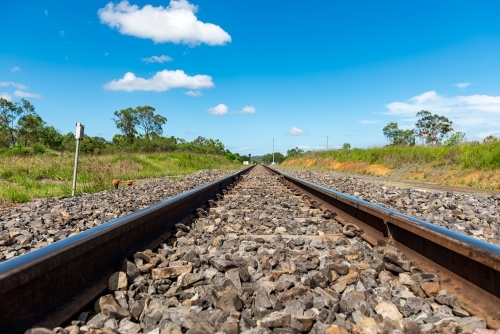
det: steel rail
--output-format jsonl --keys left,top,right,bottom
{"left": 266, "top": 166, "right": 500, "bottom": 328}
{"left": 0, "top": 166, "right": 254, "bottom": 334}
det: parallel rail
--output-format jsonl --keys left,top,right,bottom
{"left": 0, "top": 166, "right": 253, "bottom": 333}
{"left": 0, "top": 165, "right": 499, "bottom": 332}
{"left": 266, "top": 166, "right": 500, "bottom": 328}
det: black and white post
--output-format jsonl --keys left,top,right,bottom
{"left": 72, "top": 122, "right": 84, "bottom": 196}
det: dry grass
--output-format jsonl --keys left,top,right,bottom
{"left": 0, "top": 152, "right": 239, "bottom": 203}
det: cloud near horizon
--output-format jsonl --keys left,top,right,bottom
{"left": 234, "top": 106, "right": 256, "bottom": 114}
{"left": 0, "top": 81, "right": 28, "bottom": 90}
{"left": 185, "top": 90, "right": 202, "bottom": 97}
{"left": 455, "top": 82, "right": 471, "bottom": 89}
{"left": 141, "top": 55, "right": 173, "bottom": 63}
{"left": 13, "top": 90, "right": 43, "bottom": 99}
{"left": 207, "top": 104, "right": 228, "bottom": 115}
{"left": 288, "top": 127, "right": 304, "bottom": 136}
{"left": 104, "top": 70, "right": 214, "bottom": 92}
{"left": 0, "top": 92, "right": 12, "bottom": 101}
{"left": 98, "top": 0, "right": 231, "bottom": 46}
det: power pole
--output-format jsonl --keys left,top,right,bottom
{"left": 272, "top": 138, "right": 275, "bottom": 164}
{"left": 325, "top": 135, "right": 329, "bottom": 150}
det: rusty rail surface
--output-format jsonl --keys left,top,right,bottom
{"left": 266, "top": 166, "right": 500, "bottom": 328}
{"left": 0, "top": 166, "right": 254, "bottom": 334}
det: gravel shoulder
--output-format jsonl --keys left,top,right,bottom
{"left": 279, "top": 168, "right": 500, "bottom": 246}
{"left": 0, "top": 169, "right": 239, "bottom": 263}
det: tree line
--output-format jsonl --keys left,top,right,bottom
{"left": 0, "top": 98, "right": 245, "bottom": 160}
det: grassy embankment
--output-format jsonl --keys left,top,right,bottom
{"left": 282, "top": 141, "right": 500, "bottom": 189}
{"left": 0, "top": 152, "right": 239, "bottom": 203}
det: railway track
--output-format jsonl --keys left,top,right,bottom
{"left": 0, "top": 165, "right": 499, "bottom": 333}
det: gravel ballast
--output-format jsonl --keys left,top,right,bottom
{"left": 25, "top": 166, "right": 493, "bottom": 334}
{"left": 278, "top": 168, "right": 500, "bottom": 246}
{"left": 0, "top": 169, "right": 238, "bottom": 263}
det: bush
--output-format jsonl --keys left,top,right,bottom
{"left": 33, "top": 144, "right": 46, "bottom": 154}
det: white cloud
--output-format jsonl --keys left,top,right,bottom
{"left": 10, "top": 66, "right": 21, "bottom": 73}
{"left": 98, "top": 0, "right": 231, "bottom": 46}
{"left": 207, "top": 104, "right": 228, "bottom": 115}
{"left": 359, "top": 119, "right": 380, "bottom": 124}
{"left": 45, "top": 9, "right": 48, "bottom": 15}
{"left": 0, "top": 92, "right": 12, "bottom": 101}
{"left": 104, "top": 70, "right": 214, "bottom": 92}
{"left": 104, "top": 52, "right": 109, "bottom": 57}
{"left": 385, "top": 90, "right": 500, "bottom": 130}
{"left": 0, "top": 81, "right": 28, "bottom": 90}
{"left": 235, "top": 106, "right": 256, "bottom": 114}
{"left": 297, "top": 145, "right": 310, "bottom": 149}
{"left": 142, "top": 55, "right": 173, "bottom": 64}
{"left": 455, "top": 82, "right": 471, "bottom": 89}
{"left": 13, "top": 90, "right": 43, "bottom": 99}
{"left": 288, "top": 127, "right": 304, "bottom": 136}
{"left": 185, "top": 90, "right": 202, "bottom": 97}
{"left": 60, "top": 30, "right": 65, "bottom": 37}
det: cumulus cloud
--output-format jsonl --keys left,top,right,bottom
{"left": 0, "top": 81, "right": 28, "bottom": 90}
{"left": 11, "top": 66, "right": 21, "bottom": 73}
{"left": 235, "top": 106, "right": 256, "bottom": 114}
{"left": 185, "top": 90, "right": 202, "bottom": 97}
{"left": 13, "top": 90, "right": 43, "bottom": 99}
{"left": 142, "top": 55, "right": 173, "bottom": 63}
{"left": 359, "top": 119, "right": 380, "bottom": 124}
{"left": 0, "top": 92, "right": 12, "bottom": 101}
{"left": 104, "top": 70, "right": 214, "bottom": 92}
{"left": 385, "top": 90, "right": 500, "bottom": 130}
{"left": 98, "top": 0, "right": 231, "bottom": 46}
{"left": 288, "top": 127, "right": 304, "bottom": 136}
{"left": 455, "top": 82, "right": 471, "bottom": 89}
{"left": 207, "top": 104, "right": 228, "bottom": 116}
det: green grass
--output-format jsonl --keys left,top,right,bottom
{"left": 0, "top": 152, "right": 239, "bottom": 203}
{"left": 295, "top": 141, "right": 500, "bottom": 170}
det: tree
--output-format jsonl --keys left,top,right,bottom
{"left": 262, "top": 152, "right": 286, "bottom": 164}
{"left": 483, "top": 135, "right": 498, "bottom": 143}
{"left": 444, "top": 132, "right": 466, "bottom": 146}
{"left": 113, "top": 108, "right": 138, "bottom": 144}
{"left": 382, "top": 122, "right": 415, "bottom": 146}
{"left": 342, "top": 143, "right": 351, "bottom": 150}
{"left": 40, "top": 126, "right": 64, "bottom": 150}
{"left": 415, "top": 110, "right": 453, "bottom": 145}
{"left": 287, "top": 147, "right": 304, "bottom": 157}
{"left": 17, "top": 114, "right": 45, "bottom": 147}
{"left": 134, "top": 106, "right": 167, "bottom": 141}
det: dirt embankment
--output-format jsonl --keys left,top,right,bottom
{"left": 282, "top": 157, "right": 500, "bottom": 192}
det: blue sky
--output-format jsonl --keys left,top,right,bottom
{"left": 1, "top": 1, "right": 500, "bottom": 155}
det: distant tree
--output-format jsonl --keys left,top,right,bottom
{"left": 444, "top": 132, "right": 466, "bottom": 146}
{"left": 483, "top": 135, "right": 498, "bottom": 143}
{"left": 287, "top": 147, "right": 304, "bottom": 157}
{"left": 342, "top": 143, "right": 351, "bottom": 150}
{"left": 17, "top": 114, "right": 45, "bottom": 147}
{"left": 134, "top": 106, "right": 167, "bottom": 141}
{"left": 40, "top": 126, "right": 64, "bottom": 150}
{"left": 113, "top": 108, "right": 138, "bottom": 144}
{"left": 262, "top": 152, "right": 286, "bottom": 164}
{"left": 382, "top": 122, "right": 415, "bottom": 146}
{"left": 415, "top": 110, "right": 453, "bottom": 145}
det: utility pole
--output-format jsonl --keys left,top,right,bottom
{"left": 272, "top": 138, "right": 275, "bottom": 164}
{"left": 325, "top": 135, "right": 329, "bottom": 150}
{"left": 72, "top": 122, "right": 84, "bottom": 196}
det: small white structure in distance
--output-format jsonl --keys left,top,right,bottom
{"left": 271, "top": 162, "right": 276, "bottom": 165}
{"left": 243, "top": 161, "right": 249, "bottom": 165}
